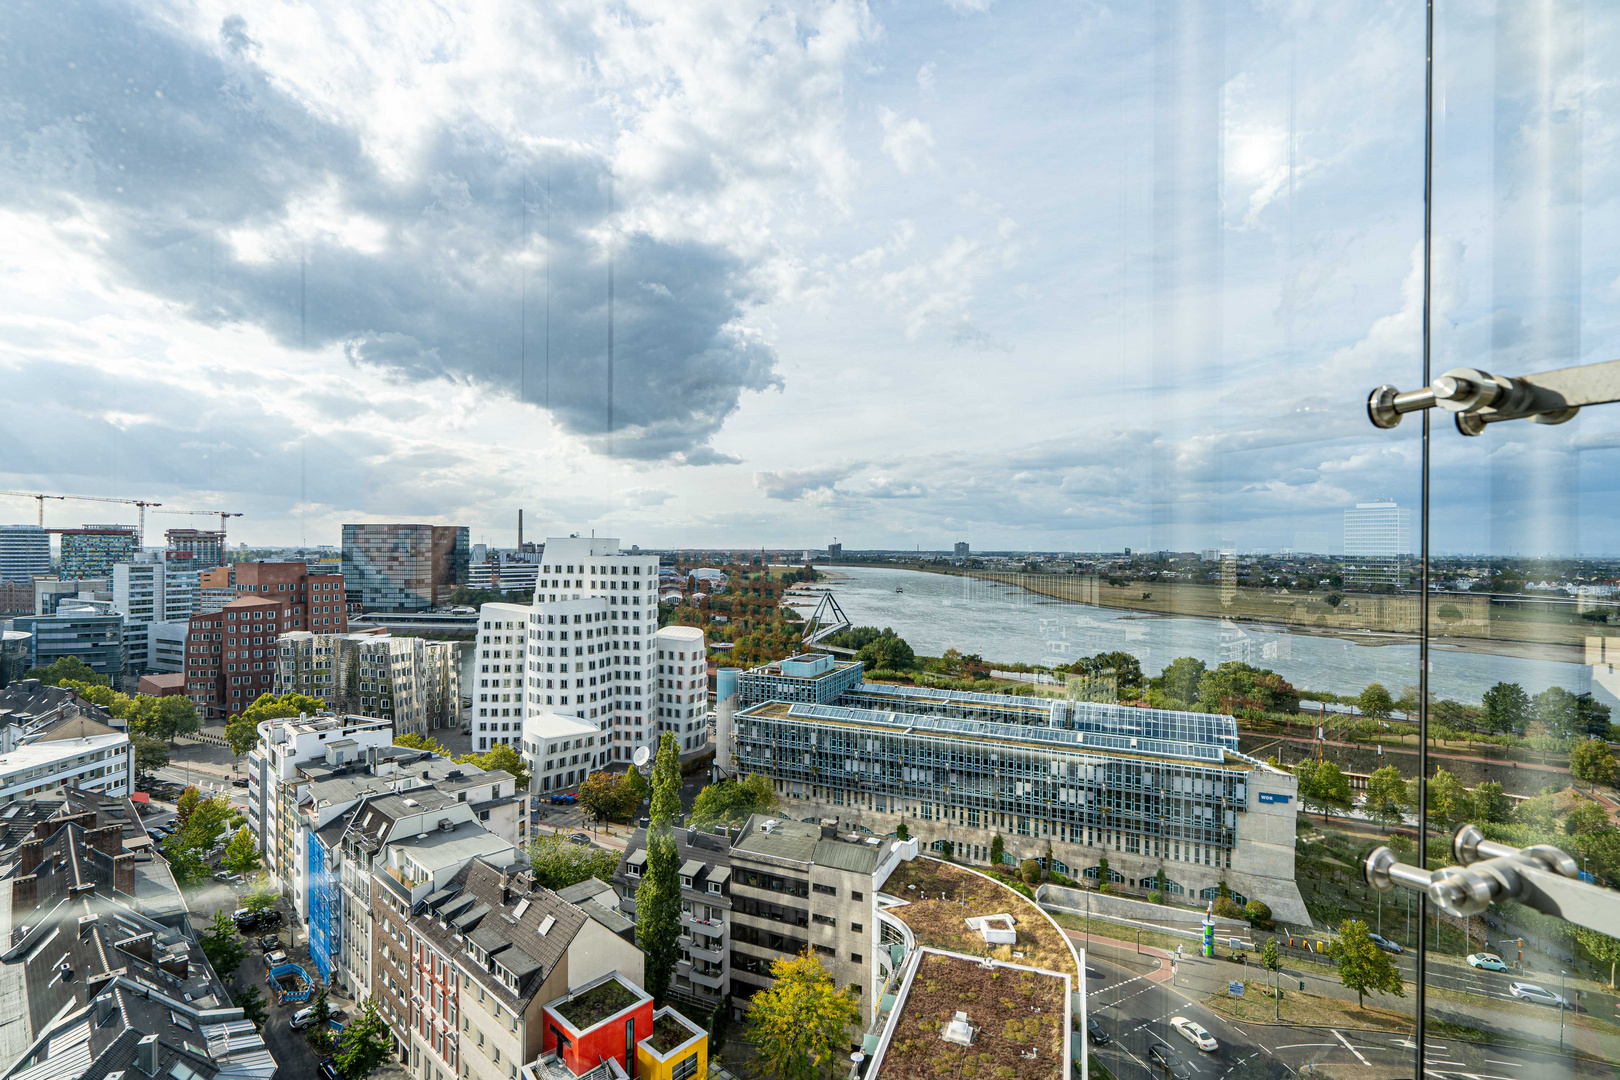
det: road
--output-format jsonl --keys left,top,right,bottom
{"left": 1078, "top": 936, "right": 1616, "bottom": 1080}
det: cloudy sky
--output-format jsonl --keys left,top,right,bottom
{"left": 2, "top": 0, "right": 1617, "bottom": 555}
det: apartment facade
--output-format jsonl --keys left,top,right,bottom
{"left": 243, "top": 712, "right": 394, "bottom": 889}
{"left": 59, "top": 525, "right": 139, "bottom": 578}
{"left": 614, "top": 824, "right": 734, "bottom": 1012}
{"left": 342, "top": 523, "right": 471, "bottom": 611}
{"left": 0, "top": 727, "right": 134, "bottom": 804}
{"left": 0, "top": 524, "right": 50, "bottom": 583}
{"left": 184, "top": 595, "right": 286, "bottom": 721}
{"left": 654, "top": 625, "right": 708, "bottom": 755}
{"left": 372, "top": 857, "right": 646, "bottom": 1080}
{"left": 276, "top": 630, "right": 461, "bottom": 735}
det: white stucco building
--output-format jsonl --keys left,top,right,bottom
{"left": 473, "top": 537, "right": 706, "bottom": 790}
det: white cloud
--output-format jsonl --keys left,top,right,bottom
{"left": 877, "top": 107, "right": 936, "bottom": 174}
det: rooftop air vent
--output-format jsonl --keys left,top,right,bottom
{"left": 941, "top": 1011, "right": 976, "bottom": 1048}
{"left": 438, "top": 819, "right": 454, "bottom": 832}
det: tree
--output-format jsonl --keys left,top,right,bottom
{"left": 1358, "top": 683, "right": 1393, "bottom": 720}
{"left": 225, "top": 692, "right": 326, "bottom": 755}
{"left": 690, "top": 774, "right": 778, "bottom": 830}
{"left": 1473, "top": 780, "right": 1512, "bottom": 824}
{"left": 621, "top": 766, "right": 651, "bottom": 813}
{"left": 1571, "top": 738, "right": 1618, "bottom": 787}
{"left": 894, "top": 822, "right": 909, "bottom": 841}
{"left": 854, "top": 629, "right": 915, "bottom": 672}
{"left": 1067, "top": 652, "right": 1145, "bottom": 693}
{"left": 527, "top": 833, "right": 619, "bottom": 890}
{"left": 1483, "top": 682, "right": 1531, "bottom": 734}
{"left": 636, "top": 733, "right": 683, "bottom": 1006}
{"left": 1326, "top": 919, "right": 1405, "bottom": 1009}
{"left": 709, "top": 994, "right": 733, "bottom": 1054}
{"left": 199, "top": 909, "right": 247, "bottom": 980}
{"left": 131, "top": 734, "right": 169, "bottom": 778}
{"left": 1197, "top": 661, "right": 1299, "bottom": 713}
{"left": 1424, "top": 770, "right": 1474, "bottom": 831}
{"left": 454, "top": 743, "right": 530, "bottom": 789}
{"left": 306, "top": 987, "right": 334, "bottom": 1052}
{"left": 234, "top": 985, "right": 269, "bottom": 1029}
{"left": 242, "top": 877, "right": 278, "bottom": 916}
{"left": 578, "top": 771, "right": 627, "bottom": 825}
{"left": 1294, "top": 759, "right": 1351, "bottom": 821}
{"left": 1363, "top": 765, "right": 1408, "bottom": 832}
{"left": 164, "top": 793, "right": 234, "bottom": 886}
{"left": 1576, "top": 927, "right": 1620, "bottom": 989}
{"left": 1563, "top": 799, "right": 1612, "bottom": 837}
{"left": 23, "top": 656, "right": 108, "bottom": 687}
{"left": 1160, "top": 657, "right": 1207, "bottom": 706}
{"left": 990, "top": 834, "right": 1005, "bottom": 867}
{"left": 1020, "top": 859, "right": 1042, "bottom": 886}
{"left": 1532, "top": 687, "right": 1584, "bottom": 739}
{"left": 743, "top": 952, "right": 861, "bottom": 1080}
{"left": 176, "top": 786, "right": 201, "bottom": 826}
{"left": 394, "top": 731, "right": 449, "bottom": 755}
{"left": 138, "top": 695, "right": 201, "bottom": 744}
{"left": 333, "top": 1000, "right": 393, "bottom": 1080}
{"left": 1260, "top": 938, "right": 1281, "bottom": 973}
{"left": 221, "top": 826, "right": 261, "bottom": 877}
{"left": 1243, "top": 899, "right": 1272, "bottom": 926}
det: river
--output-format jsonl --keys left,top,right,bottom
{"left": 808, "top": 566, "right": 1614, "bottom": 707}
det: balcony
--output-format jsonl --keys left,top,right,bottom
{"left": 684, "top": 965, "right": 725, "bottom": 990}
{"left": 684, "top": 937, "right": 724, "bottom": 964}
{"left": 681, "top": 912, "right": 725, "bottom": 938}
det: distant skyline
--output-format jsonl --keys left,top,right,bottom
{"left": 2, "top": 3, "right": 1617, "bottom": 555}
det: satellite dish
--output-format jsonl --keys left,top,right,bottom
{"left": 632, "top": 746, "right": 651, "bottom": 768}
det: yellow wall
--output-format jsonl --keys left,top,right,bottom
{"left": 636, "top": 1034, "right": 707, "bottom": 1080}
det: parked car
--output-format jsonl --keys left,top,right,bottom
{"left": 212, "top": 871, "right": 236, "bottom": 883}
{"left": 231, "top": 778, "right": 249, "bottom": 788}
{"left": 1086, "top": 1017, "right": 1110, "bottom": 1046}
{"left": 1170, "top": 1017, "right": 1218, "bottom": 1052}
{"left": 258, "top": 910, "right": 283, "bottom": 928}
{"left": 290, "top": 1007, "right": 317, "bottom": 1030}
{"left": 1148, "top": 1041, "right": 1196, "bottom": 1079}
{"left": 568, "top": 832, "right": 592, "bottom": 846}
{"left": 232, "top": 909, "right": 260, "bottom": 929}
{"left": 1508, "top": 982, "right": 1568, "bottom": 1007}
{"left": 256, "top": 935, "right": 279, "bottom": 951}
{"left": 549, "top": 793, "right": 577, "bottom": 805}
{"left": 318, "top": 1059, "right": 340, "bottom": 1080}
{"left": 1467, "top": 953, "right": 1508, "bottom": 972}
{"left": 266, "top": 950, "right": 288, "bottom": 967}
{"left": 1367, "top": 933, "right": 1404, "bottom": 954}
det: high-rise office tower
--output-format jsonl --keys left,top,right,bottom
{"left": 0, "top": 525, "right": 50, "bottom": 583}
{"left": 165, "top": 528, "right": 226, "bottom": 569}
{"left": 1343, "top": 501, "right": 1411, "bottom": 588}
{"left": 341, "top": 523, "right": 470, "bottom": 611}
{"left": 112, "top": 550, "right": 200, "bottom": 673}
{"left": 59, "top": 525, "right": 139, "bottom": 578}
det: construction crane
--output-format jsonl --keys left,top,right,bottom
{"left": 0, "top": 490, "right": 161, "bottom": 543}
{"left": 151, "top": 509, "right": 244, "bottom": 545}
{"left": 0, "top": 491, "right": 65, "bottom": 526}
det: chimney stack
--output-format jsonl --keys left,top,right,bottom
{"left": 518, "top": 509, "right": 523, "bottom": 550}
{"left": 136, "top": 1034, "right": 160, "bottom": 1076}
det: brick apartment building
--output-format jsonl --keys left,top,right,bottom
{"left": 184, "top": 561, "right": 348, "bottom": 721}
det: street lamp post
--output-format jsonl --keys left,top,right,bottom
{"left": 1559, "top": 969, "right": 1567, "bottom": 1050}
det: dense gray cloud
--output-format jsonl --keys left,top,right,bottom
{"left": 0, "top": 1, "right": 778, "bottom": 461}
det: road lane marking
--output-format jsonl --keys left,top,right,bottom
{"left": 1482, "top": 1060, "right": 1519, "bottom": 1067}
{"left": 1332, "top": 1030, "right": 1370, "bottom": 1066}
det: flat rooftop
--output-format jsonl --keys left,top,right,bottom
{"left": 738, "top": 700, "right": 1246, "bottom": 769}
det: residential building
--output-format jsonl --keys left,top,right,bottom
{"left": 13, "top": 605, "right": 125, "bottom": 680}
{"left": 59, "top": 525, "right": 139, "bottom": 578}
{"left": 276, "top": 629, "right": 461, "bottom": 735}
{"left": 164, "top": 527, "right": 226, "bottom": 568}
{"left": 372, "top": 856, "right": 656, "bottom": 1080}
{"left": 183, "top": 594, "right": 286, "bottom": 721}
{"left": 310, "top": 787, "right": 519, "bottom": 991}
{"left": 112, "top": 550, "right": 199, "bottom": 673}
{"left": 655, "top": 625, "right": 708, "bottom": 755}
{"left": 614, "top": 824, "right": 734, "bottom": 1013}
{"left": 242, "top": 711, "right": 393, "bottom": 890}
{"left": 0, "top": 724, "right": 133, "bottom": 804}
{"left": 32, "top": 576, "right": 109, "bottom": 615}
{"left": 521, "top": 711, "right": 606, "bottom": 795}
{"left": 827, "top": 541, "right": 841, "bottom": 559}
{"left": 342, "top": 523, "right": 471, "bottom": 611}
{"left": 0, "top": 524, "right": 50, "bottom": 583}
{"left": 533, "top": 976, "right": 707, "bottom": 1080}
{"left": 728, "top": 660, "right": 1308, "bottom": 922}
{"left": 953, "top": 541, "right": 970, "bottom": 558}
{"left": 1343, "top": 501, "right": 1411, "bottom": 588}
{"left": 0, "top": 679, "right": 119, "bottom": 736}
{"left": 475, "top": 537, "right": 690, "bottom": 771}
{"left": 0, "top": 582, "right": 30, "bottom": 616}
